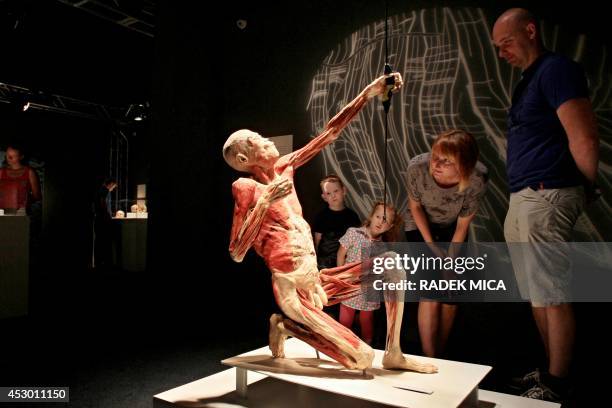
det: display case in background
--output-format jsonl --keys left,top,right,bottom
{"left": 0, "top": 215, "right": 29, "bottom": 318}
{"left": 112, "top": 184, "right": 148, "bottom": 271}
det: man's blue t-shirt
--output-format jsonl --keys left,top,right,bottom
{"left": 507, "top": 52, "right": 589, "bottom": 192}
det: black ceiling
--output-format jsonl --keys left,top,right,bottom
{"left": 2, "top": 0, "right": 154, "bottom": 107}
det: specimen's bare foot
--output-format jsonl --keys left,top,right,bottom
{"left": 382, "top": 349, "right": 438, "bottom": 373}
{"left": 269, "top": 314, "right": 288, "bottom": 358}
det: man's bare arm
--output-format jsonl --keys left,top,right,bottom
{"left": 285, "top": 73, "right": 403, "bottom": 169}
{"left": 229, "top": 178, "right": 292, "bottom": 262}
{"left": 557, "top": 98, "right": 599, "bottom": 183}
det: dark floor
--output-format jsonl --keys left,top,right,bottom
{"left": 1, "top": 265, "right": 609, "bottom": 408}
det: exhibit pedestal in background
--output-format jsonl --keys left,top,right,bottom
{"left": 0, "top": 216, "right": 29, "bottom": 318}
{"left": 114, "top": 218, "right": 147, "bottom": 272}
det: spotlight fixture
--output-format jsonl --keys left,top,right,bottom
{"left": 125, "top": 102, "right": 149, "bottom": 122}
{"left": 134, "top": 110, "right": 143, "bottom": 121}
{"left": 12, "top": 93, "right": 30, "bottom": 113}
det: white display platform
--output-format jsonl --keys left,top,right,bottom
{"left": 153, "top": 338, "right": 560, "bottom": 408}
{"left": 222, "top": 338, "right": 488, "bottom": 407}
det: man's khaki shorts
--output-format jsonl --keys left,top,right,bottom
{"left": 504, "top": 186, "right": 584, "bottom": 307}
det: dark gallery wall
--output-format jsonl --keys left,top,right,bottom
{"left": 2, "top": 0, "right": 151, "bottom": 105}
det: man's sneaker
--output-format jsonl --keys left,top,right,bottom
{"left": 521, "top": 383, "right": 564, "bottom": 403}
{"left": 508, "top": 369, "right": 540, "bottom": 392}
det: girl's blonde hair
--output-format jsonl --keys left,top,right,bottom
{"left": 430, "top": 129, "right": 479, "bottom": 192}
{"left": 363, "top": 201, "right": 403, "bottom": 242}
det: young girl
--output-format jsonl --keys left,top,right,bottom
{"left": 337, "top": 202, "right": 403, "bottom": 345}
{"left": 404, "top": 129, "right": 488, "bottom": 357}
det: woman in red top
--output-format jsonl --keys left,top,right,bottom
{"left": 0, "top": 145, "right": 42, "bottom": 212}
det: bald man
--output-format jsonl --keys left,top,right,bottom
{"left": 493, "top": 8, "right": 599, "bottom": 403}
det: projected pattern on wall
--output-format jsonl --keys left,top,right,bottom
{"left": 307, "top": 7, "right": 611, "bottom": 241}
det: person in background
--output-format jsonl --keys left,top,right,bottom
{"left": 0, "top": 144, "right": 42, "bottom": 214}
{"left": 93, "top": 178, "right": 117, "bottom": 269}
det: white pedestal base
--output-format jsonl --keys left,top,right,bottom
{"left": 154, "top": 338, "right": 560, "bottom": 408}
{"left": 222, "top": 338, "right": 487, "bottom": 407}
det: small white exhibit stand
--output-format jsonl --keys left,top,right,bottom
{"left": 154, "top": 338, "right": 560, "bottom": 408}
